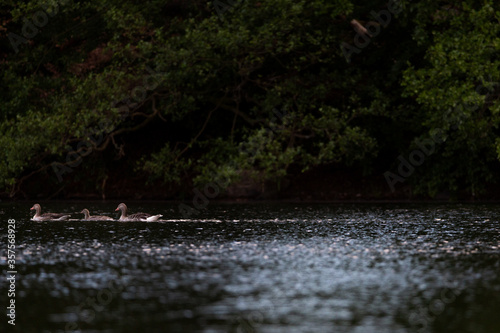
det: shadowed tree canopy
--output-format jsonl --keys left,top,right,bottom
{"left": 0, "top": 0, "right": 499, "bottom": 200}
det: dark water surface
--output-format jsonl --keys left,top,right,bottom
{"left": 1, "top": 202, "right": 499, "bottom": 333}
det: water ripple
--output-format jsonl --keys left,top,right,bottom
{"left": 0, "top": 203, "right": 498, "bottom": 332}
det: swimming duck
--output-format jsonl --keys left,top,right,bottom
{"left": 80, "top": 208, "right": 114, "bottom": 221}
{"left": 115, "top": 203, "right": 162, "bottom": 221}
{"left": 30, "top": 203, "right": 71, "bottom": 221}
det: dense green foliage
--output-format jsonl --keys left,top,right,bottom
{"left": 0, "top": 0, "right": 499, "bottom": 199}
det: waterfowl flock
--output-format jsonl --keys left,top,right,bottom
{"left": 30, "top": 203, "right": 162, "bottom": 222}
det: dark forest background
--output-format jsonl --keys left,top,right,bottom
{"left": 1, "top": 0, "right": 499, "bottom": 201}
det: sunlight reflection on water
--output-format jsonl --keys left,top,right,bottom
{"left": 0, "top": 203, "right": 499, "bottom": 332}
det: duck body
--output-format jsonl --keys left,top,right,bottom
{"left": 30, "top": 204, "right": 71, "bottom": 221}
{"left": 80, "top": 209, "right": 114, "bottom": 221}
{"left": 115, "top": 203, "right": 163, "bottom": 222}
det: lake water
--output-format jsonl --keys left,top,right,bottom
{"left": 1, "top": 202, "right": 499, "bottom": 333}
